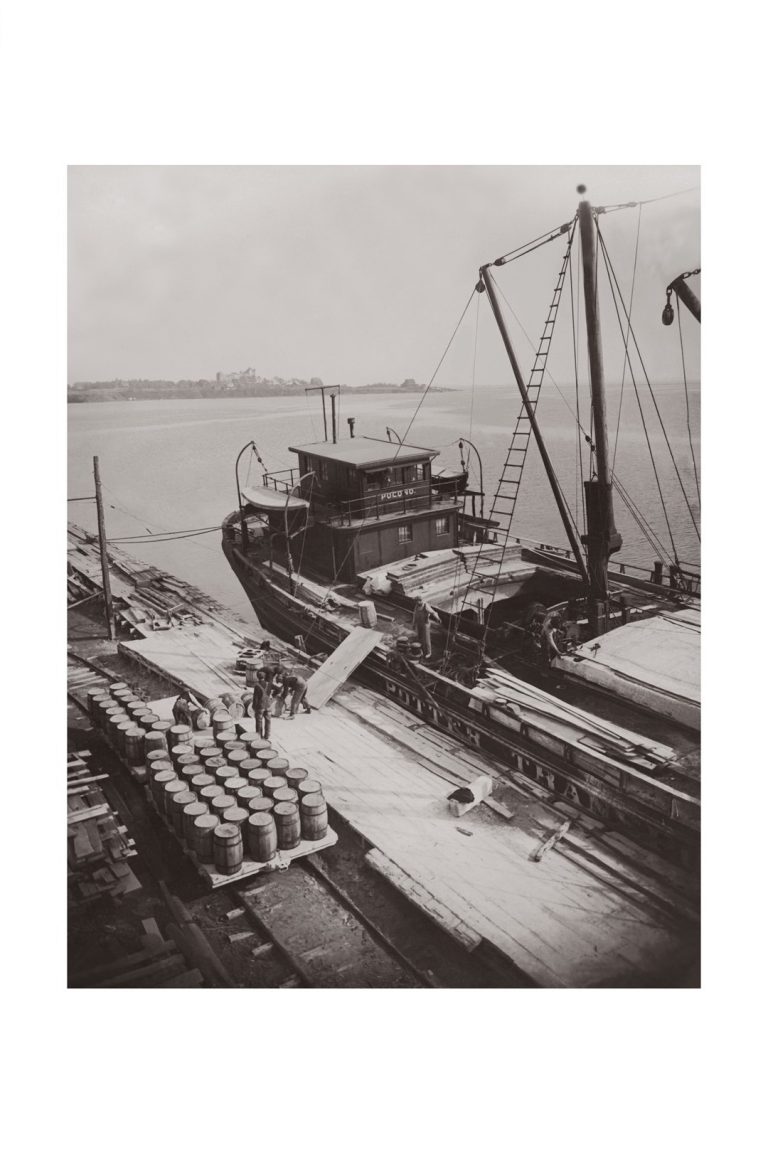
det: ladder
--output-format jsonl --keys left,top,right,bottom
{"left": 486, "top": 226, "right": 576, "bottom": 539}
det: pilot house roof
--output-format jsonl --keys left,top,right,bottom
{"left": 289, "top": 436, "right": 438, "bottom": 470}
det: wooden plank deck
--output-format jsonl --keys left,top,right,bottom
{"left": 264, "top": 694, "right": 697, "bottom": 988}
{"left": 305, "top": 626, "right": 382, "bottom": 708}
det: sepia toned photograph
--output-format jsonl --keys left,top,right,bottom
{"left": 67, "top": 164, "right": 700, "bottom": 989}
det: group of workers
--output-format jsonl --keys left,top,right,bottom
{"left": 250, "top": 651, "right": 311, "bottom": 739}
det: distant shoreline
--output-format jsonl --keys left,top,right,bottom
{"left": 67, "top": 382, "right": 454, "bottom": 403}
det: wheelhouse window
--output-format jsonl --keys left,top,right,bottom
{"left": 435, "top": 515, "right": 449, "bottom": 536}
{"left": 365, "top": 468, "right": 390, "bottom": 490}
{"left": 415, "top": 462, "right": 427, "bottom": 481}
{"left": 397, "top": 523, "right": 413, "bottom": 545}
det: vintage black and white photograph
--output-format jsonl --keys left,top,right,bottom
{"left": 66, "top": 164, "right": 701, "bottom": 989}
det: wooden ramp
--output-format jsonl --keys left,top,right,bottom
{"left": 305, "top": 626, "right": 382, "bottom": 708}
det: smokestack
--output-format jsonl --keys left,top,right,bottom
{"left": 347, "top": 417, "right": 356, "bottom": 438}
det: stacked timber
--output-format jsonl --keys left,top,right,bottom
{"left": 67, "top": 750, "right": 139, "bottom": 905}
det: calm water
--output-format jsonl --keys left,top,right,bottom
{"left": 68, "top": 383, "right": 700, "bottom": 617}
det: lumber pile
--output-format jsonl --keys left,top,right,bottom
{"left": 67, "top": 751, "right": 140, "bottom": 905}
{"left": 70, "top": 916, "right": 206, "bottom": 988}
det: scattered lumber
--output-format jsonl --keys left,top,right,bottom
{"left": 532, "top": 819, "right": 571, "bottom": 862}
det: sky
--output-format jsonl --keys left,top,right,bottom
{"left": 68, "top": 165, "right": 700, "bottom": 388}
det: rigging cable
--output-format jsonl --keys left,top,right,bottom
{"left": 610, "top": 202, "right": 643, "bottom": 478}
{"left": 468, "top": 289, "right": 480, "bottom": 443}
{"left": 597, "top": 223, "right": 700, "bottom": 542}
{"left": 490, "top": 274, "right": 674, "bottom": 566}
{"left": 595, "top": 224, "right": 682, "bottom": 559}
{"left": 677, "top": 300, "right": 701, "bottom": 505}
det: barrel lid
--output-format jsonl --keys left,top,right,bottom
{"left": 139, "top": 713, "right": 160, "bottom": 725}
{"left": 248, "top": 796, "right": 274, "bottom": 813}
{"left": 173, "top": 789, "right": 196, "bottom": 806}
{"left": 117, "top": 719, "right": 133, "bottom": 730}
{"left": 154, "top": 770, "right": 177, "bottom": 784}
{"left": 267, "top": 757, "right": 289, "bottom": 771}
{"left": 224, "top": 741, "right": 247, "bottom": 752}
{"left": 273, "top": 787, "right": 298, "bottom": 804}
{"left": 248, "top": 811, "right": 276, "bottom": 827}
{"left": 110, "top": 682, "right": 129, "bottom": 692}
{"left": 212, "top": 710, "right": 231, "bottom": 722}
{"left": 125, "top": 726, "right": 144, "bottom": 737}
{"left": 199, "top": 745, "right": 220, "bottom": 757}
{"left": 238, "top": 787, "right": 262, "bottom": 803}
{"left": 88, "top": 686, "right": 109, "bottom": 697}
{"left": 298, "top": 779, "right": 322, "bottom": 795}
{"left": 255, "top": 749, "right": 276, "bottom": 762}
{"left": 247, "top": 738, "right": 270, "bottom": 752}
{"left": 212, "top": 794, "right": 235, "bottom": 810}
{"left": 247, "top": 767, "right": 271, "bottom": 783}
{"left": 147, "top": 749, "right": 170, "bottom": 762}
{"left": 171, "top": 744, "right": 190, "bottom": 757}
{"left": 207, "top": 756, "right": 226, "bottom": 769}
{"left": 170, "top": 724, "right": 192, "bottom": 736}
{"left": 214, "top": 823, "right": 240, "bottom": 840}
{"left": 165, "top": 779, "right": 187, "bottom": 794}
{"left": 178, "top": 753, "right": 200, "bottom": 766}
{"left": 201, "top": 784, "right": 225, "bottom": 799}
{"left": 301, "top": 792, "right": 327, "bottom": 811}
{"left": 216, "top": 766, "right": 237, "bottom": 780}
{"left": 192, "top": 773, "right": 214, "bottom": 788}
{"left": 228, "top": 776, "right": 248, "bottom": 790}
{"left": 238, "top": 759, "right": 260, "bottom": 773}
{"left": 273, "top": 801, "right": 299, "bottom": 816}
{"left": 195, "top": 813, "right": 220, "bottom": 830}
{"left": 152, "top": 721, "right": 172, "bottom": 732}
{"left": 286, "top": 767, "right": 308, "bottom": 781}
{"left": 265, "top": 776, "right": 287, "bottom": 790}
{"left": 225, "top": 806, "right": 248, "bottom": 823}
{"left": 183, "top": 801, "right": 207, "bottom": 816}
{"left": 150, "top": 758, "right": 174, "bottom": 772}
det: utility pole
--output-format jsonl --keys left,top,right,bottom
{"left": 93, "top": 455, "right": 115, "bottom": 640}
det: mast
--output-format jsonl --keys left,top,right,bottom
{"left": 480, "top": 267, "right": 589, "bottom": 586}
{"left": 577, "top": 197, "right": 623, "bottom": 634}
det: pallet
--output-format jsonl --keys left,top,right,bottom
{"left": 145, "top": 792, "right": 338, "bottom": 890}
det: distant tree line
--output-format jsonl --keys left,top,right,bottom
{"left": 67, "top": 374, "right": 433, "bottom": 402}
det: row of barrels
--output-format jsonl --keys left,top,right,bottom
{"left": 146, "top": 738, "right": 328, "bottom": 877}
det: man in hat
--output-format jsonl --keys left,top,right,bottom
{"left": 251, "top": 673, "right": 271, "bottom": 739}
{"left": 412, "top": 596, "right": 440, "bottom": 659}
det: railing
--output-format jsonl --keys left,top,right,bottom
{"left": 323, "top": 485, "right": 460, "bottom": 526}
{"left": 261, "top": 467, "right": 299, "bottom": 495}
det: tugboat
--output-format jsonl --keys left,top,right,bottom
{"left": 222, "top": 191, "right": 701, "bottom": 861}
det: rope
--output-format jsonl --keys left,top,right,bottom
{"left": 597, "top": 225, "right": 700, "bottom": 543}
{"left": 677, "top": 304, "right": 701, "bottom": 505}
{"left": 596, "top": 224, "right": 681, "bottom": 560}
{"left": 468, "top": 290, "right": 479, "bottom": 443}
{"left": 610, "top": 202, "right": 643, "bottom": 477}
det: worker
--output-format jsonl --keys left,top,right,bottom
{"left": 251, "top": 674, "right": 271, "bottom": 739}
{"left": 412, "top": 596, "right": 439, "bottom": 659}
{"left": 259, "top": 660, "right": 282, "bottom": 690}
{"left": 172, "top": 690, "right": 191, "bottom": 726}
{"left": 281, "top": 672, "right": 312, "bottom": 719}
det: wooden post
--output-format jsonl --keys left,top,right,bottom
{"left": 92, "top": 455, "right": 115, "bottom": 640}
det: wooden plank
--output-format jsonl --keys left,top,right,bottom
{"left": 72, "top": 940, "right": 177, "bottom": 982}
{"left": 366, "top": 849, "right": 482, "bottom": 951}
{"left": 99, "top": 954, "right": 187, "bottom": 987}
{"left": 305, "top": 627, "right": 383, "bottom": 708}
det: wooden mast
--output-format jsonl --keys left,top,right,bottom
{"left": 578, "top": 196, "right": 622, "bottom": 634}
